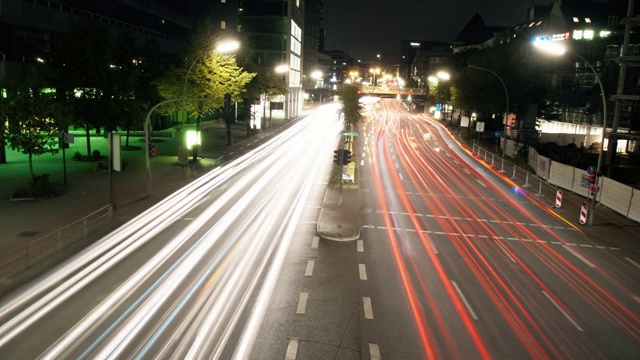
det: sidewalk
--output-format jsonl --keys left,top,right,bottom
{"left": 0, "top": 110, "right": 304, "bottom": 259}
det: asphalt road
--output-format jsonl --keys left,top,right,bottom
{"left": 253, "top": 99, "right": 640, "bottom": 359}
{"left": 1, "top": 99, "right": 638, "bottom": 359}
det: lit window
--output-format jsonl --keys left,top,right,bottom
{"left": 221, "top": 0, "right": 226, "bottom": 3}
{"left": 220, "top": 20, "right": 226, "bottom": 29}
{"left": 600, "top": 30, "right": 611, "bottom": 38}
{"left": 585, "top": 18, "right": 591, "bottom": 23}
{"left": 529, "top": 22, "right": 535, "bottom": 27}
{"left": 573, "top": 30, "right": 583, "bottom": 40}
{"left": 536, "top": 21, "right": 543, "bottom": 26}
{"left": 584, "top": 30, "right": 594, "bottom": 40}
{"left": 573, "top": 17, "right": 579, "bottom": 22}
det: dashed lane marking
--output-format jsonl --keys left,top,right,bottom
{"left": 475, "top": 179, "right": 487, "bottom": 188}
{"left": 369, "top": 343, "right": 382, "bottom": 360}
{"left": 542, "top": 290, "right": 584, "bottom": 332}
{"left": 305, "top": 260, "right": 315, "bottom": 277}
{"left": 495, "top": 240, "right": 517, "bottom": 263}
{"left": 285, "top": 339, "right": 299, "bottom": 360}
{"left": 296, "top": 293, "right": 309, "bottom": 315}
{"left": 625, "top": 257, "right": 640, "bottom": 270}
{"left": 357, "top": 240, "right": 364, "bottom": 252}
{"left": 452, "top": 281, "right": 478, "bottom": 320}
{"left": 311, "top": 236, "right": 319, "bottom": 249}
{"left": 359, "top": 264, "right": 368, "bottom": 280}
{"left": 361, "top": 226, "right": 619, "bottom": 251}
{"left": 563, "top": 245, "right": 596, "bottom": 268}
{"left": 363, "top": 297, "right": 374, "bottom": 319}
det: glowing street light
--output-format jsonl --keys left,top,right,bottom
{"left": 437, "top": 71, "right": 451, "bottom": 81}
{"left": 533, "top": 38, "right": 607, "bottom": 226}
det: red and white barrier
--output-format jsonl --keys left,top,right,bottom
{"left": 555, "top": 190, "right": 562, "bottom": 208}
{"left": 580, "top": 202, "right": 588, "bottom": 224}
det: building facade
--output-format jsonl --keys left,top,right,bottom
{"left": 239, "top": 0, "right": 304, "bottom": 119}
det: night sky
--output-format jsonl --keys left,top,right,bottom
{"left": 322, "top": 0, "right": 553, "bottom": 63}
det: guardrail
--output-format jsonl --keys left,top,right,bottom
{"left": 0, "top": 205, "right": 113, "bottom": 280}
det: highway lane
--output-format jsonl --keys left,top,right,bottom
{"left": 0, "top": 104, "right": 344, "bottom": 359}
{"left": 357, "top": 99, "right": 639, "bottom": 359}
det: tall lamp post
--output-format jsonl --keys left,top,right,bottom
{"left": 533, "top": 39, "right": 607, "bottom": 226}
{"left": 468, "top": 65, "right": 509, "bottom": 159}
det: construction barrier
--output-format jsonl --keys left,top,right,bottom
{"left": 580, "top": 202, "right": 588, "bottom": 225}
{"left": 555, "top": 190, "right": 563, "bottom": 208}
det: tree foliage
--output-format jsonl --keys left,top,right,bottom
{"left": 337, "top": 84, "right": 363, "bottom": 125}
{"left": 3, "top": 69, "right": 68, "bottom": 180}
{"left": 451, "top": 33, "right": 550, "bottom": 124}
{"left": 155, "top": 22, "right": 255, "bottom": 118}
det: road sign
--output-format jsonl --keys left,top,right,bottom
{"left": 587, "top": 165, "right": 596, "bottom": 175}
{"left": 580, "top": 174, "right": 590, "bottom": 188}
{"left": 340, "top": 131, "right": 360, "bottom": 136}
{"left": 476, "top": 122, "right": 485, "bottom": 132}
{"left": 590, "top": 185, "right": 600, "bottom": 194}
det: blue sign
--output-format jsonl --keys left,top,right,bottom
{"left": 587, "top": 166, "right": 596, "bottom": 175}
{"left": 495, "top": 131, "right": 501, "bottom": 138}
{"left": 435, "top": 103, "right": 442, "bottom": 111}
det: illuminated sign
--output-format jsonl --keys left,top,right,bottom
{"left": 552, "top": 32, "right": 570, "bottom": 41}
{"left": 584, "top": 30, "right": 594, "bottom": 40}
{"left": 410, "top": 42, "right": 421, "bottom": 47}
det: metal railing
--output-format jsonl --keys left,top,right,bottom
{"left": 0, "top": 205, "right": 113, "bottom": 280}
{"left": 472, "top": 144, "right": 564, "bottom": 207}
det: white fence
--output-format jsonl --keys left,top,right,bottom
{"left": 476, "top": 141, "right": 639, "bottom": 223}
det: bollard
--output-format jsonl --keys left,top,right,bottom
{"left": 555, "top": 190, "right": 563, "bottom": 208}
{"left": 523, "top": 172, "right": 530, "bottom": 187}
{"left": 491, "top": 154, "right": 495, "bottom": 166}
{"left": 579, "top": 201, "right": 588, "bottom": 224}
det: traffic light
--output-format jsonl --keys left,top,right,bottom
{"left": 150, "top": 144, "right": 158, "bottom": 157}
{"left": 333, "top": 149, "right": 342, "bottom": 165}
{"left": 342, "top": 149, "right": 352, "bottom": 164}
{"left": 588, "top": 172, "right": 596, "bottom": 184}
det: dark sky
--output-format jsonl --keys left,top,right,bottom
{"left": 322, "top": 0, "right": 553, "bottom": 63}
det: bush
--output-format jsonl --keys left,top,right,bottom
{"left": 73, "top": 151, "right": 82, "bottom": 160}
{"left": 29, "top": 174, "right": 56, "bottom": 198}
{"left": 92, "top": 150, "right": 101, "bottom": 159}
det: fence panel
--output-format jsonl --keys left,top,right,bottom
{"left": 549, "top": 161, "right": 575, "bottom": 190}
{"left": 629, "top": 189, "right": 640, "bottom": 222}
{"left": 600, "top": 177, "right": 633, "bottom": 217}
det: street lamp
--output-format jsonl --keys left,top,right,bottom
{"left": 533, "top": 39, "right": 607, "bottom": 226}
{"left": 468, "top": 64, "right": 509, "bottom": 159}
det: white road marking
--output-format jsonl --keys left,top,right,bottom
{"left": 494, "top": 241, "right": 517, "bottom": 263}
{"left": 463, "top": 169, "right": 471, "bottom": 175}
{"left": 359, "top": 264, "right": 368, "bottom": 280}
{"left": 563, "top": 245, "right": 596, "bottom": 268}
{"left": 285, "top": 339, "right": 299, "bottom": 359}
{"left": 542, "top": 290, "right": 583, "bottom": 332}
{"left": 434, "top": 231, "right": 445, "bottom": 235}
{"left": 360, "top": 160, "right": 364, "bottom": 166}
{"left": 311, "top": 236, "right": 319, "bottom": 249}
{"left": 452, "top": 281, "right": 478, "bottom": 320}
{"left": 625, "top": 257, "right": 640, "bottom": 270}
{"left": 633, "top": 295, "right": 640, "bottom": 303}
{"left": 296, "top": 293, "right": 309, "bottom": 314}
{"left": 182, "top": 217, "right": 195, "bottom": 221}
{"left": 369, "top": 343, "right": 381, "bottom": 360}
{"left": 305, "top": 260, "right": 315, "bottom": 277}
{"left": 363, "top": 297, "right": 374, "bottom": 319}
{"left": 399, "top": 173, "right": 404, "bottom": 180}
{"left": 475, "top": 179, "right": 487, "bottom": 187}
{"left": 229, "top": 152, "right": 234, "bottom": 155}
{"left": 357, "top": 240, "right": 364, "bottom": 252}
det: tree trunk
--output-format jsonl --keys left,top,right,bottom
{"left": 28, "top": 153, "right": 34, "bottom": 182}
{"left": 85, "top": 126, "right": 92, "bottom": 156}
{"left": 126, "top": 128, "right": 130, "bottom": 147}
{"left": 0, "top": 120, "right": 6, "bottom": 164}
